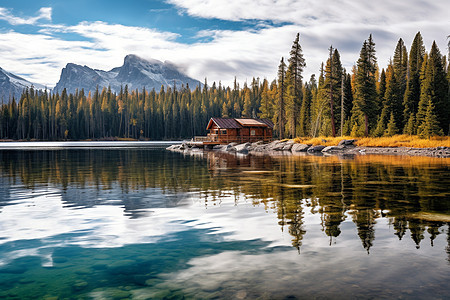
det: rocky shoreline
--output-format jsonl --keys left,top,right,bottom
{"left": 167, "top": 139, "right": 450, "bottom": 158}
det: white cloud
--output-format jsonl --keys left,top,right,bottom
{"left": 167, "top": 0, "right": 448, "bottom": 26}
{"left": 0, "top": 3, "right": 448, "bottom": 88}
{"left": 0, "top": 7, "right": 51, "bottom": 25}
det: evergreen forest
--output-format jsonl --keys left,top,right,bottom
{"left": 0, "top": 31, "right": 449, "bottom": 141}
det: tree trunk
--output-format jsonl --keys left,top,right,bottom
{"left": 364, "top": 113, "right": 369, "bottom": 137}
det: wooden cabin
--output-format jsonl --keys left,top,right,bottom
{"left": 198, "top": 117, "right": 273, "bottom": 145}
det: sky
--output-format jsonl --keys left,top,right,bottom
{"left": 0, "top": 0, "right": 448, "bottom": 88}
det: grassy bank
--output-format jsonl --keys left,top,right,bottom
{"left": 293, "top": 135, "right": 450, "bottom": 148}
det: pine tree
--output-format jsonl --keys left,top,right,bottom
{"left": 378, "top": 68, "right": 386, "bottom": 111}
{"left": 342, "top": 73, "right": 353, "bottom": 134}
{"left": 259, "top": 79, "right": 273, "bottom": 120}
{"left": 403, "top": 32, "right": 425, "bottom": 123}
{"left": 311, "top": 63, "right": 326, "bottom": 137}
{"left": 242, "top": 86, "right": 252, "bottom": 117}
{"left": 286, "top": 33, "right": 306, "bottom": 137}
{"left": 321, "top": 47, "right": 343, "bottom": 136}
{"left": 418, "top": 99, "right": 443, "bottom": 138}
{"left": 393, "top": 38, "right": 408, "bottom": 98}
{"left": 274, "top": 58, "right": 287, "bottom": 138}
{"left": 353, "top": 35, "right": 378, "bottom": 136}
{"left": 385, "top": 112, "right": 398, "bottom": 136}
{"left": 417, "top": 42, "right": 449, "bottom": 134}
{"left": 373, "top": 107, "right": 387, "bottom": 137}
{"left": 384, "top": 64, "right": 403, "bottom": 130}
{"left": 298, "top": 75, "right": 315, "bottom": 137}
{"left": 404, "top": 114, "right": 416, "bottom": 135}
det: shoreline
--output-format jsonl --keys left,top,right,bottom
{"left": 167, "top": 139, "right": 450, "bottom": 158}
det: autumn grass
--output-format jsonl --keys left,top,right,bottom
{"left": 293, "top": 136, "right": 353, "bottom": 146}
{"left": 293, "top": 135, "right": 450, "bottom": 148}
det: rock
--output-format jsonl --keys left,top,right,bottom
{"left": 282, "top": 140, "right": 295, "bottom": 151}
{"left": 307, "top": 145, "right": 326, "bottom": 153}
{"left": 225, "top": 144, "right": 236, "bottom": 152}
{"left": 165, "top": 144, "right": 178, "bottom": 150}
{"left": 291, "top": 143, "right": 309, "bottom": 152}
{"left": 213, "top": 145, "right": 224, "bottom": 150}
{"left": 272, "top": 141, "right": 287, "bottom": 151}
{"left": 238, "top": 148, "right": 249, "bottom": 154}
{"left": 338, "top": 139, "right": 357, "bottom": 146}
{"left": 235, "top": 142, "right": 251, "bottom": 154}
{"left": 265, "top": 140, "right": 280, "bottom": 150}
{"left": 235, "top": 142, "right": 251, "bottom": 151}
{"left": 252, "top": 141, "right": 264, "bottom": 146}
{"left": 252, "top": 144, "right": 267, "bottom": 152}
{"left": 322, "top": 145, "right": 344, "bottom": 153}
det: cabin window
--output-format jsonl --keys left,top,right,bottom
{"left": 221, "top": 129, "right": 227, "bottom": 135}
{"left": 250, "top": 129, "right": 256, "bottom": 136}
{"left": 214, "top": 129, "right": 218, "bottom": 134}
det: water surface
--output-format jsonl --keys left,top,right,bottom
{"left": 0, "top": 146, "right": 449, "bottom": 299}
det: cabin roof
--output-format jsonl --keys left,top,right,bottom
{"left": 257, "top": 118, "right": 274, "bottom": 128}
{"left": 206, "top": 117, "right": 274, "bottom": 130}
{"left": 207, "top": 118, "right": 242, "bottom": 129}
{"left": 236, "top": 118, "right": 267, "bottom": 127}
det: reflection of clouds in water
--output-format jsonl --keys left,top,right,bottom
{"left": 0, "top": 187, "right": 289, "bottom": 266}
{"left": 159, "top": 241, "right": 449, "bottom": 298}
{"left": 2, "top": 183, "right": 448, "bottom": 269}
{"left": 0, "top": 189, "right": 186, "bottom": 266}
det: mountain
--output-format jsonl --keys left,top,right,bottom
{"left": 54, "top": 54, "right": 202, "bottom": 94}
{"left": 0, "top": 67, "right": 47, "bottom": 103}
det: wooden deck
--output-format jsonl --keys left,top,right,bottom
{"left": 197, "top": 136, "right": 270, "bottom": 143}
{"left": 188, "top": 135, "right": 271, "bottom": 148}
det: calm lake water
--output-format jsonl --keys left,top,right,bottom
{"left": 0, "top": 144, "right": 449, "bottom": 299}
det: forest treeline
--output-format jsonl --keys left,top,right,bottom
{"left": 0, "top": 31, "right": 448, "bottom": 140}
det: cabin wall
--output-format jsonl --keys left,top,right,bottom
{"left": 204, "top": 120, "right": 273, "bottom": 144}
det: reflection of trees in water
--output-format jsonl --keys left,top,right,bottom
{"left": 447, "top": 227, "right": 450, "bottom": 263}
{"left": 0, "top": 149, "right": 449, "bottom": 254}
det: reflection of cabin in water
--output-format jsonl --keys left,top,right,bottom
{"left": 195, "top": 117, "right": 274, "bottom": 145}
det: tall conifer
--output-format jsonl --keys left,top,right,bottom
{"left": 286, "top": 33, "right": 306, "bottom": 137}
{"left": 352, "top": 35, "right": 378, "bottom": 136}
{"left": 275, "top": 57, "right": 287, "bottom": 138}
{"left": 403, "top": 32, "right": 425, "bottom": 124}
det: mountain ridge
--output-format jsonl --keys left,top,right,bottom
{"left": 0, "top": 67, "right": 47, "bottom": 102}
{"left": 54, "top": 54, "right": 202, "bottom": 94}
{"left": 0, "top": 55, "right": 202, "bottom": 102}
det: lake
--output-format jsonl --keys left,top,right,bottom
{"left": 0, "top": 144, "right": 449, "bottom": 299}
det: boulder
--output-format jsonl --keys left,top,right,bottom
{"left": 238, "top": 148, "right": 249, "bottom": 154}
{"left": 307, "top": 145, "right": 326, "bottom": 153}
{"left": 282, "top": 140, "right": 295, "bottom": 151}
{"left": 265, "top": 140, "right": 280, "bottom": 150}
{"left": 321, "top": 145, "right": 344, "bottom": 153}
{"left": 272, "top": 142, "right": 287, "bottom": 151}
{"left": 338, "top": 139, "right": 357, "bottom": 146}
{"left": 252, "top": 144, "right": 268, "bottom": 152}
{"left": 166, "top": 144, "right": 183, "bottom": 151}
{"left": 235, "top": 142, "right": 252, "bottom": 154}
{"left": 252, "top": 141, "right": 264, "bottom": 146}
{"left": 225, "top": 144, "right": 236, "bottom": 152}
{"left": 291, "top": 143, "right": 310, "bottom": 152}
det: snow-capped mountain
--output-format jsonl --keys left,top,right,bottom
{"left": 0, "top": 67, "right": 47, "bottom": 103}
{"left": 54, "top": 54, "right": 202, "bottom": 94}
